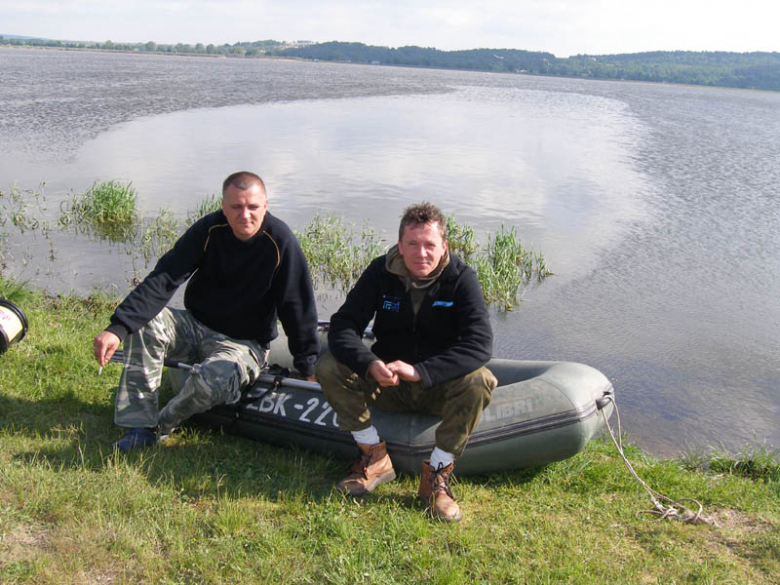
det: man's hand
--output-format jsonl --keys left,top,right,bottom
{"left": 386, "top": 360, "right": 421, "bottom": 383}
{"left": 368, "top": 360, "right": 400, "bottom": 387}
{"left": 94, "top": 330, "right": 121, "bottom": 367}
{"left": 305, "top": 374, "right": 317, "bottom": 383}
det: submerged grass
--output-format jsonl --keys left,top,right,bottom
{"left": 140, "top": 208, "right": 180, "bottom": 266}
{"left": 185, "top": 193, "right": 222, "bottom": 229}
{"left": 0, "top": 281, "right": 778, "bottom": 584}
{"left": 3, "top": 180, "right": 549, "bottom": 310}
{"left": 0, "top": 183, "right": 48, "bottom": 235}
{"left": 61, "top": 180, "right": 139, "bottom": 241}
{"left": 475, "top": 226, "right": 552, "bottom": 311}
{"left": 296, "top": 214, "right": 384, "bottom": 292}
{"left": 297, "top": 214, "right": 551, "bottom": 310}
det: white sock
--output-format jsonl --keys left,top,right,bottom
{"left": 429, "top": 447, "right": 455, "bottom": 470}
{"left": 351, "top": 426, "right": 380, "bottom": 445}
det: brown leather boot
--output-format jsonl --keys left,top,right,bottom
{"left": 418, "top": 460, "right": 462, "bottom": 522}
{"left": 337, "top": 441, "right": 396, "bottom": 496}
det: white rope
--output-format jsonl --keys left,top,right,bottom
{"left": 600, "top": 395, "right": 719, "bottom": 527}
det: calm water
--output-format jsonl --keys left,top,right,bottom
{"left": 1, "top": 48, "right": 778, "bottom": 457}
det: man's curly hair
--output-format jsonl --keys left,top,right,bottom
{"left": 399, "top": 202, "right": 447, "bottom": 241}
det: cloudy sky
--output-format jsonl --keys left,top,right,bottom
{"left": 2, "top": 0, "right": 777, "bottom": 57}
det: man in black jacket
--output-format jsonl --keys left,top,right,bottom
{"left": 94, "top": 171, "right": 319, "bottom": 452}
{"left": 316, "top": 202, "right": 496, "bottom": 522}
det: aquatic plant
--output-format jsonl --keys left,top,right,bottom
{"left": 474, "top": 225, "right": 551, "bottom": 311}
{"left": 4, "top": 183, "right": 552, "bottom": 311}
{"left": 0, "top": 183, "right": 46, "bottom": 234}
{"left": 297, "top": 214, "right": 550, "bottom": 311}
{"left": 61, "top": 180, "right": 139, "bottom": 242}
{"left": 296, "top": 214, "right": 385, "bottom": 292}
{"left": 446, "top": 216, "right": 477, "bottom": 264}
{"left": 141, "top": 208, "right": 180, "bottom": 267}
{"left": 185, "top": 193, "right": 222, "bottom": 228}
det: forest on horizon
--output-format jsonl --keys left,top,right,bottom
{"left": 3, "top": 34, "right": 779, "bottom": 92}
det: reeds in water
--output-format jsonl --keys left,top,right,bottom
{"left": 296, "top": 214, "right": 384, "bottom": 292}
{"left": 61, "top": 180, "right": 139, "bottom": 241}
{"left": 298, "top": 215, "right": 551, "bottom": 311}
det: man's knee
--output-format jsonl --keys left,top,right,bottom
{"left": 451, "top": 367, "right": 497, "bottom": 406}
{"left": 315, "top": 351, "right": 355, "bottom": 394}
{"left": 185, "top": 372, "right": 227, "bottom": 409}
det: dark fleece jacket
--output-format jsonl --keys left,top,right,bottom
{"left": 328, "top": 248, "right": 493, "bottom": 387}
{"left": 106, "top": 210, "right": 319, "bottom": 376}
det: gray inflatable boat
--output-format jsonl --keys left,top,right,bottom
{"left": 179, "top": 329, "right": 615, "bottom": 476}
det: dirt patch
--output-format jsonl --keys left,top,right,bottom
{"left": 0, "top": 522, "right": 49, "bottom": 563}
{"left": 714, "top": 508, "right": 777, "bottom": 534}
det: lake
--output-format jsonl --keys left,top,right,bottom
{"left": 1, "top": 47, "right": 778, "bottom": 458}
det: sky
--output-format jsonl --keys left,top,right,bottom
{"left": 1, "top": 0, "right": 778, "bottom": 58}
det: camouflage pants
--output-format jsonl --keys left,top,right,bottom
{"left": 115, "top": 307, "right": 269, "bottom": 432}
{"left": 315, "top": 350, "right": 496, "bottom": 458}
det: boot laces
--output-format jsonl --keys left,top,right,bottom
{"left": 430, "top": 463, "right": 456, "bottom": 500}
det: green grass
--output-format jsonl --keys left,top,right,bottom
{"left": 446, "top": 216, "right": 478, "bottom": 265}
{"left": 0, "top": 279, "right": 778, "bottom": 584}
{"left": 465, "top": 223, "right": 551, "bottom": 311}
{"left": 185, "top": 193, "right": 223, "bottom": 229}
{"left": 296, "top": 214, "right": 385, "bottom": 292}
{"left": 60, "top": 180, "right": 139, "bottom": 242}
{"left": 140, "top": 208, "right": 180, "bottom": 267}
{"left": 0, "top": 183, "right": 47, "bottom": 235}
{"left": 297, "top": 214, "right": 551, "bottom": 310}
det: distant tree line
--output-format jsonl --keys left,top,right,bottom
{"left": 3, "top": 35, "right": 779, "bottom": 91}
{"left": 0, "top": 35, "right": 287, "bottom": 57}
{"left": 280, "top": 43, "right": 780, "bottom": 91}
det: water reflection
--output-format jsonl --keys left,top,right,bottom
{"left": 63, "top": 86, "right": 648, "bottom": 287}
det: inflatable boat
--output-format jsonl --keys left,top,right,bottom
{"left": 174, "top": 330, "right": 615, "bottom": 476}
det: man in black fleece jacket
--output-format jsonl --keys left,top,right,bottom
{"left": 315, "top": 202, "right": 497, "bottom": 522}
{"left": 94, "top": 171, "right": 319, "bottom": 452}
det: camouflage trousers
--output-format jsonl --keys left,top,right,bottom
{"left": 315, "top": 350, "right": 496, "bottom": 458}
{"left": 115, "top": 307, "right": 269, "bottom": 433}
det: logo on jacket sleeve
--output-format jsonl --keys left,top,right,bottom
{"left": 381, "top": 295, "right": 401, "bottom": 313}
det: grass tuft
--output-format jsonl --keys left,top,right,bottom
{"left": 67, "top": 180, "right": 139, "bottom": 226}
{"left": 185, "top": 193, "right": 223, "bottom": 229}
{"left": 681, "top": 443, "right": 780, "bottom": 482}
{"left": 61, "top": 180, "right": 139, "bottom": 242}
{"left": 141, "top": 208, "right": 180, "bottom": 267}
{"left": 296, "top": 214, "right": 385, "bottom": 292}
{"left": 0, "top": 276, "right": 35, "bottom": 306}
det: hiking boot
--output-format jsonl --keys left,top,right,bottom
{"left": 338, "top": 441, "right": 396, "bottom": 496}
{"left": 112, "top": 428, "right": 158, "bottom": 453}
{"left": 418, "top": 460, "right": 462, "bottom": 522}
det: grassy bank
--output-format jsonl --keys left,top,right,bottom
{"left": 0, "top": 285, "right": 778, "bottom": 584}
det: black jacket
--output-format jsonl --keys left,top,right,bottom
{"left": 106, "top": 211, "right": 319, "bottom": 376}
{"left": 328, "top": 253, "right": 493, "bottom": 387}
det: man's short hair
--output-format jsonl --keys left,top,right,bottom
{"left": 222, "top": 171, "right": 266, "bottom": 197}
{"left": 399, "top": 202, "right": 447, "bottom": 241}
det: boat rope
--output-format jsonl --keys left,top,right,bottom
{"left": 600, "top": 395, "right": 719, "bottom": 527}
